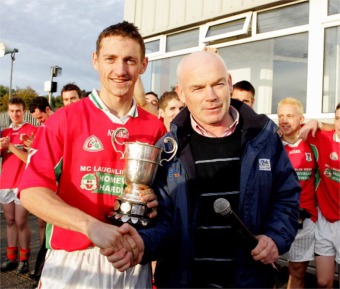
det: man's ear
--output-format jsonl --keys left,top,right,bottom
{"left": 92, "top": 52, "right": 99, "bottom": 71}
{"left": 139, "top": 57, "right": 149, "bottom": 74}
{"left": 159, "top": 108, "right": 165, "bottom": 118}
{"left": 176, "top": 85, "right": 185, "bottom": 104}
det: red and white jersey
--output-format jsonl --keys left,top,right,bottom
{"left": 307, "top": 130, "right": 340, "bottom": 222}
{"left": 283, "top": 139, "right": 318, "bottom": 222}
{"left": 19, "top": 90, "right": 167, "bottom": 251}
{"left": 0, "top": 122, "right": 37, "bottom": 189}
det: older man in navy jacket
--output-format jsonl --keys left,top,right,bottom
{"left": 149, "top": 51, "right": 300, "bottom": 288}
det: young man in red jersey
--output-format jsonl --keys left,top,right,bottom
{"left": 277, "top": 97, "right": 318, "bottom": 289}
{"left": 19, "top": 21, "right": 167, "bottom": 289}
{"left": 0, "top": 97, "right": 37, "bottom": 274}
{"left": 305, "top": 103, "right": 340, "bottom": 288}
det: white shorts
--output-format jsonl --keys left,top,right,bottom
{"left": 288, "top": 218, "right": 315, "bottom": 262}
{"left": 38, "top": 246, "right": 152, "bottom": 289}
{"left": 315, "top": 209, "right": 340, "bottom": 264}
{"left": 0, "top": 188, "right": 20, "bottom": 205}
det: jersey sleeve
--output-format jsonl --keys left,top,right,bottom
{"left": 19, "top": 117, "right": 65, "bottom": 195}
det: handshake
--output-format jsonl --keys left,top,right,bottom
{"left": 87, "top": 191, "right": 158, "bottom": 272}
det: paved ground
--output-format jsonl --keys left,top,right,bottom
{"left": 1, "top": 213, "right": 40, "bottom": 289}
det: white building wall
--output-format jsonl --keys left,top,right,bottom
{"left": 124, "top": 0, "right": 294, "bottom": 37}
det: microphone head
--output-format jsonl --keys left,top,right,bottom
{"left": 214, "top": 198, "right": 232, "bottom": 216}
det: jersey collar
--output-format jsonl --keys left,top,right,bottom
{"left": 89, "top": 89, "right": 138, "bottom": 124}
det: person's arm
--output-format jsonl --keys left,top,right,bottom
{"left": 134, "top": 76, "right": 159, "bottom": 117}
{"left": 20, "top": 187, "right": 144, "bottom": 264}
{"left": 0, "top": 136, "right": 29, "bottom": 163}
{"left": 8, "top": 142, "right": 29, "bottom": 163}
{"left": 300, "top": 119, "right": 335, "bottom": 139}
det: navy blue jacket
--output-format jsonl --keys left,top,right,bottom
{"left": 140, "top": 99, "right": 300, "bottom": 288}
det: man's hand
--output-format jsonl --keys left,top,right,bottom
{"left": 99, "top": 223, "right": 144, "bottom": 272}
{"left": 0, "top": 136, "right": 10, "bottom": 150}
{"left": 139, "top": 188, "right": 158, "bottom": 218}
{"left": 251, "top": 235, "right": 279, "bottom": 265}
{"left": 300, "top": 120, "right": 319, "bottom": 139}
{"left": 20, "top": 132, "right": 35, "bottom": 149}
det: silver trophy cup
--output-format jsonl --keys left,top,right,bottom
{"left": 107, "top": 127, "right": 177, "bottom": 227}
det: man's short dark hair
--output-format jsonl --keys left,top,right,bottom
{"left": 29, "top": 96, "right": 51, "bottom": 113}
{"left": 145, "top": 91, "right": 158, "bottom": 99}
{"left": 96, "top": 21, "right": 145, "bottom": 59}
{"left": 233, "top": 80, "right": 255, "bottom": 96}
{"left": 9, "top": 97, "right": 26, "bottom": 110}
{"left": 61, "top": 83, "right": 82, "bottom": 98}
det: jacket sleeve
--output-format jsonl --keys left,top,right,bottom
{"left": 241, "top": 123, "right": 300, "bottom": 256}
{"left": 263, "top": 133, "right": 301, "bottom": 254}
{"left": 138, "top": 145, "right": 175, "bottom": 264}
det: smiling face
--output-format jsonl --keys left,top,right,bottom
{"left": 277, "top": 103, "right": 304, "bottom": 137}
{"left": 8, "top": 104, "right": 25, "bottom": 125}
{"left": 92, "top": 35, "right": 147, "bottom": 101}
{"left": 31, "top": 108, "right": 50, "bottom": 124}
{"left": 176, "top": 52, "right": 232, "bottom": 130}
{"left": 62, "top": 90, "right": 80, "bottom": 106}
{"left": 160, "top": 98, "right": 185, "bottom": 131}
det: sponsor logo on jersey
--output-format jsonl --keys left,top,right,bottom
{"left": 305, "top": 152, "right": 312, "bottom": 162}
{"left": 79, "top": 171, "right": 125, "bottom": 195}
{"left": 107, "top": 128, "right": 130, "bottom": 138}
{"left": 83, "top": 136, "right": 103, "bottom": 152}
{"left": 330, "top": 152, "right": 338, "bottom": 161}
{"left": 80, "top": 173, "right": 98, "bottom": 191}
{"left": 259, "top": 159, "right": 271, "bottom": 171}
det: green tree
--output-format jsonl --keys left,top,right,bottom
{"left": 0, "top": 85, "right": 10, "bottom": 111}
{"left": 51, "top": 95, "right": 63, "bottom": 110}
{"left": 14, "top": 86, "right": 39, "bottom": 109}
{"left": 0, "top": 86, "right": 39, "bottom": 112}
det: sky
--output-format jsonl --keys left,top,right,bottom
{"left": 0, "top": 0, "right": 125, "bottom": 96}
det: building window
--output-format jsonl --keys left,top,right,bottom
{"left": 202, "top": 12, "right": 252, "bottom": 43}
{"left": 142, "top": 55, "right": 182, "bottom": 94}
{"left": 257, "top": 2, "right": 309, "bottom": 33}
{"left": 218, "top": 33, "right": 308, "bottom": 114}
{"left": 166, "top": 29, "right": 199, "bottom": 52}
{"left": 323, "top": 26, "right": 340, "bottom": 113}
{"left": 145, "top": 39, "right": 160, "bottom": 54}
{"left": 328, "top": 0, "right": 340, "bottom": 15}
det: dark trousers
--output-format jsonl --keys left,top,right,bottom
{"left": 32, "top": 236, "right": 47, "bottom": 280}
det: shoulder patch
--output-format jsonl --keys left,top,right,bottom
{"left": 259, "top": 159, "right": 271, "bottom": 171}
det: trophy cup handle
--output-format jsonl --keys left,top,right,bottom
{"left": 112, "top": 127, "right": 128, "bottom": 159}
{"left": 159, "top": 137, "right": 178, "bottom": 165}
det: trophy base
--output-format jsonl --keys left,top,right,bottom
{"left": 106, "top": 198, "right": 151, "bottom": 228}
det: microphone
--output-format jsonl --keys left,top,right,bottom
{"left": 213, "top": 198, "right": 258, "bottom": 249}
{"left": 213, "top": 198, "right": 279, "bottom": 271}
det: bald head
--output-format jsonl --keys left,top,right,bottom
{"left": 177, "top": 51, "right": 228, "bottom": 85}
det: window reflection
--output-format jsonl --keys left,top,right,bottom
{"left": 323, "top": 26, "right": 340, "bottom": 112}
{"left": 166, "top": 29, "right": 199, "bottom": 52}
{"left": 328, "top": 0, "right": 340, "bottom": 15}
{"left": 257, "top": 2, "right": 309, "bottom": 33}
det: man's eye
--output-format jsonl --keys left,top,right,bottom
{"left": 127, "top": 59, "right": 136, "bottom": 65}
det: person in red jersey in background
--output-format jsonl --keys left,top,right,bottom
{"left": 277, "top": 97, "right": 318, "bottom": 289}
{"left": 0, "top": 97, "right": 37, "bottom": 274}
{"left": 304, "top": 103, "right": 340, "bottom": 289}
